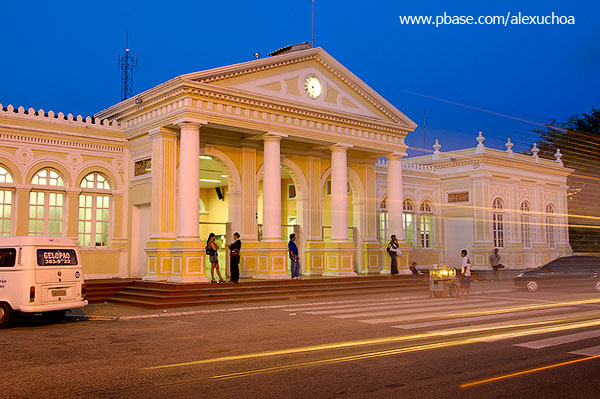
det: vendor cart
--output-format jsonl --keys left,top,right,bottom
{"left": 429, "top": 266, "right": 459, "bottom": 298}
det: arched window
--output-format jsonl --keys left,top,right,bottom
{"left": 78, "top": 173, "right": 111, "bottom": 246}
{"left": 29, "top": 168, "right": 65, "bottom": 236}
{"left": 378, "top": 198, "right": 388, "bottom": 244}
{"left": 492, "top": 198, "right": 505, "bottom": 248}
{"left": 0, "top": 166, "right": 14, "bottom": 237}
{"left": 520, "top": 201, "right": 532, "bottom": 249}
{"left": 545, "top": 204, "right": 556, "bottom": 249}
{"left": 419, "top": 201, "right": 433, "bottom": 249}
{"left": 403, "top": 199, "right": 415, "bottom": 248}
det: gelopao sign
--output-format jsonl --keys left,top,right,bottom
{"left": 36, "top": 249, "right": 78, "bottom": 266}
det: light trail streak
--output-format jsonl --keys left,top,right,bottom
{"left": 154, "top": 318, "right": 600, "bottom": 385}
{"left": 447, "top": 298, "right": 600, "bottom": 319}
{"left": 144, "top": 314, "right": 600, "bottom": 372}
{"left": 461, "top": 355, "right": 600, "bottom": 388}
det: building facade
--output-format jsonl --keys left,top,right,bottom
{"left": 0, "top": 46, "right": 572, "bottom": 281}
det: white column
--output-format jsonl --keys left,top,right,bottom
{"left": 262, "top": 133, "right": 286, "bottom": 241}
{"left": 177, "top": 122, "right": 200, "bottom": 239}
{"left": 330, "top": 144, "right": 352, "bottom": 241}
{"left": 387, "top": 152, "right": 404, "bottom": 241}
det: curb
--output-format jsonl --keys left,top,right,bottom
{"left": 65, "top": 288, "right": 515, "bottom": 322}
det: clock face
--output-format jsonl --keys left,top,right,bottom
{"left": 304, "top": 76, "right": 322, "bottom": 99}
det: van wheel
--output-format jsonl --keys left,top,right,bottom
{"left": 526, "top": 279, "right": 540, "bottom": 292}
{"left": 0, "top": 303, "right": 13, "bottom": 329}
{"left": 44, "top": 310, "right": 67, "bottom": 322}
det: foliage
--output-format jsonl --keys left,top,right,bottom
{"left": 534, "top": 108, "right": 600, "bottom": 253}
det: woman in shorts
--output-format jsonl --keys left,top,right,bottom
{"left": 207, "top": 233, "right": 225, "bottom": 283}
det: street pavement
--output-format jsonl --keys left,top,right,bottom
{"left": 2, "top": 276, "right": 600, "bottom": 398}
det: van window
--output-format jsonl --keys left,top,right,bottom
{"left": 0, "top": 248, "right": 16, "bottom": 267}
{"left": 36, "top": 249, "right": 78, "bottom": 266}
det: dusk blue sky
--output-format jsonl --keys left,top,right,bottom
{"left": 1, "top": 1, "right": 598, "bottom": 157}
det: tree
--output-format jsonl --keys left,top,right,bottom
{"left": 534, "top": 108, "right": 600, "bottom": 253}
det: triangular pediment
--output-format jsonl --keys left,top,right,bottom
{"left": 180, "top": 48, "right": 417, "bottom": 129}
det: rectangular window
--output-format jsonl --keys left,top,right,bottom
{"left": 546, "top": 217, "right": 556, "bottom": 249}
{"left": 95, "top": 195, "right": 110, "bottom": 246}
{"left": 78, "top": 194, "right": 110, "bottom": 247}
{"left": 379, "top": 212, "right": 388, "bottom": 244}
{"left": 134, "top": 158, "right": 151, "bottom": 176}
{"left": 47, "top": 192, "right": 63, "bottom": 237}
{"left": 0, "top": 190, "right": 12, "bottom": 237}
{"left": 521, "top": 214, "right": 531, "bottom": 249}
{"left": 28, "top": 191, "right": 45, "bottom": 236}
{"left": 0, "top": 248, "right": 16, "bottom": 267}
{"left": 36, "top": 249, "right": 78, "bottom": 266}
{"left": 287, "top": 184, "right": 296, "bottom": 200}
{"left": 28, "top": 191, "right": 64, "bottom": 236}
{"left": 493, "top": 213, "right": 504, "bottom": 248}
{"left": 419, "top": 214, "right": 432, "bottom": 249}
{"left": 448, "top": 192, "right": 469, "bottom": 203}
{"left": 403, "top": 213, "right": 415, "bottom": 248}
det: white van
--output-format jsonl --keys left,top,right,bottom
{"left": 0, "top": 236, "right": 88, "bottom": 328}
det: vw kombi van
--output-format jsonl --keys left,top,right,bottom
{"left": 0, "top": 236, "right": 87, "bottom": 328}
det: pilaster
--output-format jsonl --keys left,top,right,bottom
{"left": 65, "top": 188, "right": 81, "bottom": 244}
{"left": 13, "top": 186, "right": 29, "bottom": 236}
{"left": 144, "top": 126, "right": 178, "bottom": 281}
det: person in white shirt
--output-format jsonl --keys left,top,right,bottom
{"left": 460, "top": 249, "right": 472, "bottom": 299}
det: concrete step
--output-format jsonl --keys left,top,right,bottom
{"left": 107, "top": 276, "right": 429, "bottom": 308}
{"left": 108, "top": 286, "right": 428, "bottom": 309}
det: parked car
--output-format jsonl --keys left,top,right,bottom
{"left": 0, "top": 237, "right": 87, "bottom": 329}
{"left": 514, "top": 255, "right": 600, "bottom": 292}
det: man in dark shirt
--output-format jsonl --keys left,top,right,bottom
{"left": 288, "top": 233, "right": 300, "bottom": 279}
{"left": 228, "top": 232, "right": 241, "bottom": 283}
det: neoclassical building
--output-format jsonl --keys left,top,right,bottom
{"left": 0, "top": 45, "right": 572, "bottom": 281}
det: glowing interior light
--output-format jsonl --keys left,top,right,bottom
{"left": 200, "top": 179, "right": 221, "bottom": 183}
{"left": 199, "top": 155, "right": 212, "bottom": 160}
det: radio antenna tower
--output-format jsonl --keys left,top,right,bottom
{"left": 312, "top": 0, "right": 315, "bottom": 47}
{"left": 118, "top": 30, "right": 138, "bottom": 101}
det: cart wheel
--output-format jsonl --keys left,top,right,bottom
{"left": 449, "top": 283, "right": 459, "bottom": 298}
{"left": 432, "top": 290, "right": 443, "bottom": 298}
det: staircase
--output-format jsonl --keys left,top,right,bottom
{"left": 86, "top": 276, "right": 429, "bottom": 309}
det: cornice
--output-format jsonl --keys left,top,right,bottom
{"left": 0, "top": 131, "right": 125, "bottom": 154}
{"left": 116, "top": 88, "right": 412, "bottom": 151}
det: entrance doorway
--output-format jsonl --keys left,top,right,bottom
{"left": 131, "top": 203, "right": 151, "bottom": 278}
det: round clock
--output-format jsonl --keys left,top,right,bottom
{"left": 304, "top": 75, "right": 322, "bottom": 99}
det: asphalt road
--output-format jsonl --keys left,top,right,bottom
{"left": 2, "top": 289, "right": 600, "bottom": 398}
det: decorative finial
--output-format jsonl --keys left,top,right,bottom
{"left": 432, "top": 139, "right": 441, "bottom": 160}
{"left": 475, "top": 131, "right": 485, "bottom": 154}
{"left": 531, "top": 143, "right": 540, "bottom": 162}
{"left": 554, "top": 148, "right": 563, "bottom": 166}
{"left": 505, "top": 138, "right": 514, "bottom": 157}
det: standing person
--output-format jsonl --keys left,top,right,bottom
{"left": 206, "top": 233, "right": 225, "bottom": 283}
{"left": 288, "top": 233, "right": 300, "bottom": 280}
{"left": 489, "top": 248, "right": 503, "bottom": 281}
{"left": 460, "top": 249, "right": 472, "bottom": 299}
{"left": 387, "top": 234, "right": 400, "bottom": 275}
{"left": 228, "top": 232, "right": 241, "bottom": 283}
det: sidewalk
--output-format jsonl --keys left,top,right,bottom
{"left": 66, "top": 274, "right": 518, "bottom": 321}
